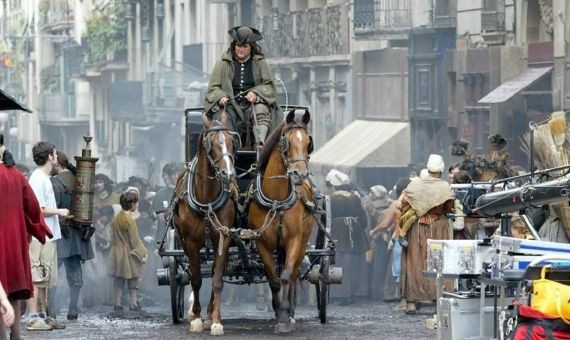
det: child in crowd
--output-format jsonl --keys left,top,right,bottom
{"left": 107, "top": 191, "right": 148, "bottom": 311}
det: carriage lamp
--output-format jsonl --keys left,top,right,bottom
{"left": 72, "top": 136, "right": 99, "bottom": 231}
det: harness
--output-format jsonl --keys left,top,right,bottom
{"left": 186, "top": 157, "right": 232, "bottom": 214}
{"left": 247, "top": 118, "right": 315, "bottom": 240}
{"left": 252, "top": 170, "right": 297, "bottom": 211}
{"left": 202, "top": 124, "right": 242, "bottom": 178}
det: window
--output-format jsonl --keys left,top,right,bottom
{"left": 481, "top": 0, "right": 504, "bottom": 32}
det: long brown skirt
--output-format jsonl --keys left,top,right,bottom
{"left": 400, "top": 217, "right": 450, "bottom": 302}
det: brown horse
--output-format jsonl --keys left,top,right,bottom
{"left": 248, "top": 109, "right": 315, "bottom": 333}
{"left": 172, "top": 112, "right": 240, "bottom": 335}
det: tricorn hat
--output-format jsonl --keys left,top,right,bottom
{"left": 228, "top": 26, "right": 262, "bottom": 44}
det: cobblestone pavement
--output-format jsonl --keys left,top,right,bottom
{"left": 20, "top": 300, "right": 436, "bottom": 340}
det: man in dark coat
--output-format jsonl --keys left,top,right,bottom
{"left": 204, "top": 26, "right": 281, "bottom": 145}
{"left": 152, "top": 162, "right": 184, "bottom": 243}
{"left": 49, "top": 151, "right": 94, "bottom": 320}
{"left": 326, "top": 169, "right": 369, "bottom": 304}
{"left": 0, "top": 136, "right": 52, "bottom": 339}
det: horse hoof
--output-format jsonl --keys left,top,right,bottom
{"left": 203, "top": 319, "right": 213, "bottom": 330}
{"left": 275, "top": 322, "right": 293, "bottom": 333}
{"left": 189, "top": 318, "right": 204, "bottom": 332}
{"left": 289, "top": 317, "right": 296, "bottom": 325}
{"left": 210, "top": 323, "right": 224, "bottom": 336}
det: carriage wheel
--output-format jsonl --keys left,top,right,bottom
{"left": 317, "top": 255, "right": 330, "bottom": 324}
{"left": 314, "top": 230, "right": 330, "bottom": 324}
{"left": 169, "top": 261, "right": 185, "bottom": 324}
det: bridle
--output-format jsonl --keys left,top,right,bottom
{"left": 202, "top": 123, "right": 241, "bottom": 180}
{"left": 279, "top": 126, "right": 314, "bottom": 175}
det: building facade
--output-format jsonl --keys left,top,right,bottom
{"left": 3, "top": 0, "right": 570, "bottom": 179}
{"left": 254, "top": 0, "right": 352, "bottom": 148}
{"left": 0, "top": 0, "right": 234, "bottom": 182}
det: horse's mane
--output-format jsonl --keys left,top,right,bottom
{"left": 257, "top": 122, "right": 285, "bottom": 171}
{"left": 196, "top": 131, "right": 205, "bottom": 159}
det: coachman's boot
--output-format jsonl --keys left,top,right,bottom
{"left": 254, "top": 125, "right": 269, "bottom": 145}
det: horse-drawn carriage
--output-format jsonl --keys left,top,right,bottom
{"left": 156, "top": 106, "right": 341, "bottom": 334}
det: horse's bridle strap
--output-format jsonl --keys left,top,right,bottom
{"left": 186, "top": 157, "right": 231, "bottom": 215}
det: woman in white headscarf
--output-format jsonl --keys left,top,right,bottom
{"left": 398, "top": 154, "right": 454, "bottom": 314}
{"left": 326, "top": 169, "right": 370, "bottom": 304}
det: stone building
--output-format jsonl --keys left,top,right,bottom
{"left": 0, "top": 0, "right": 234, "bottom": 182}
{"left": 254, "top": 0, "right": 352, "bottom": 148}
{"left": 453, "top": 0, "right": 569, "bottom": 166}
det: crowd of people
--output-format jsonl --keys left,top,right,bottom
{"left": 0, "top": 137, "right": 186, "bottom": 338}
{"left": 323, "top": 153, "right": 570, "bottom": 314}
{"left": 3, "top": 133, "right": 570, "bottom": 339}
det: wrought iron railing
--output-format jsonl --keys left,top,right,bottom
{"left": 257, "top": 5, "right": 350, "bottom": 58}
{"left": 40, "top": 0, "right": 74, "bottom": 30}
{"left": 354, "top": 0, "right": 411, "bottom": 31}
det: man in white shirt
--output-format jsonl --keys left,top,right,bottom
{"left": 26, "top": 142, "right": 69, "bottom": 331}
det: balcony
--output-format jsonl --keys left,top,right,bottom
{"left": 258, "top": 5, "right": 350, "bottom": 59}
{"left": 40, "top": 0, "right": 74, "bottom": 32}
{"left": 354, "top": 0, "right": 411, "bottom": 33}
{"left": 39, "top": 93, "right": 90, "bottom": 124}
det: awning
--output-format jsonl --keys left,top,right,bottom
{"left": 478, "top": 66, "right": 552, "bottom": 104}
{"left": 0, "top": 89, "right": 31, "bottom": 112}
{"left": 310, "top": 120, "right": 410, "bottom": 176}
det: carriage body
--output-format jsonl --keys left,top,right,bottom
{"left": 156, "top": 106, "right": 339, "bottom": 325}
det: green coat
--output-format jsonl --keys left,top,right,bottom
{"left": 204, "top": 51, "right": 282, "bottom": 132}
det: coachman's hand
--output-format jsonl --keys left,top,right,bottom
{"left": 246, "top": 92, "right": 257, "bottom": 103}
{"left": 218, "top": 97, "right": 229, "bottom": 107}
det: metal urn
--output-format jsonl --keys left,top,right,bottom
{"left": 73, "top": 136, "right": 99, "bottom": 231}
